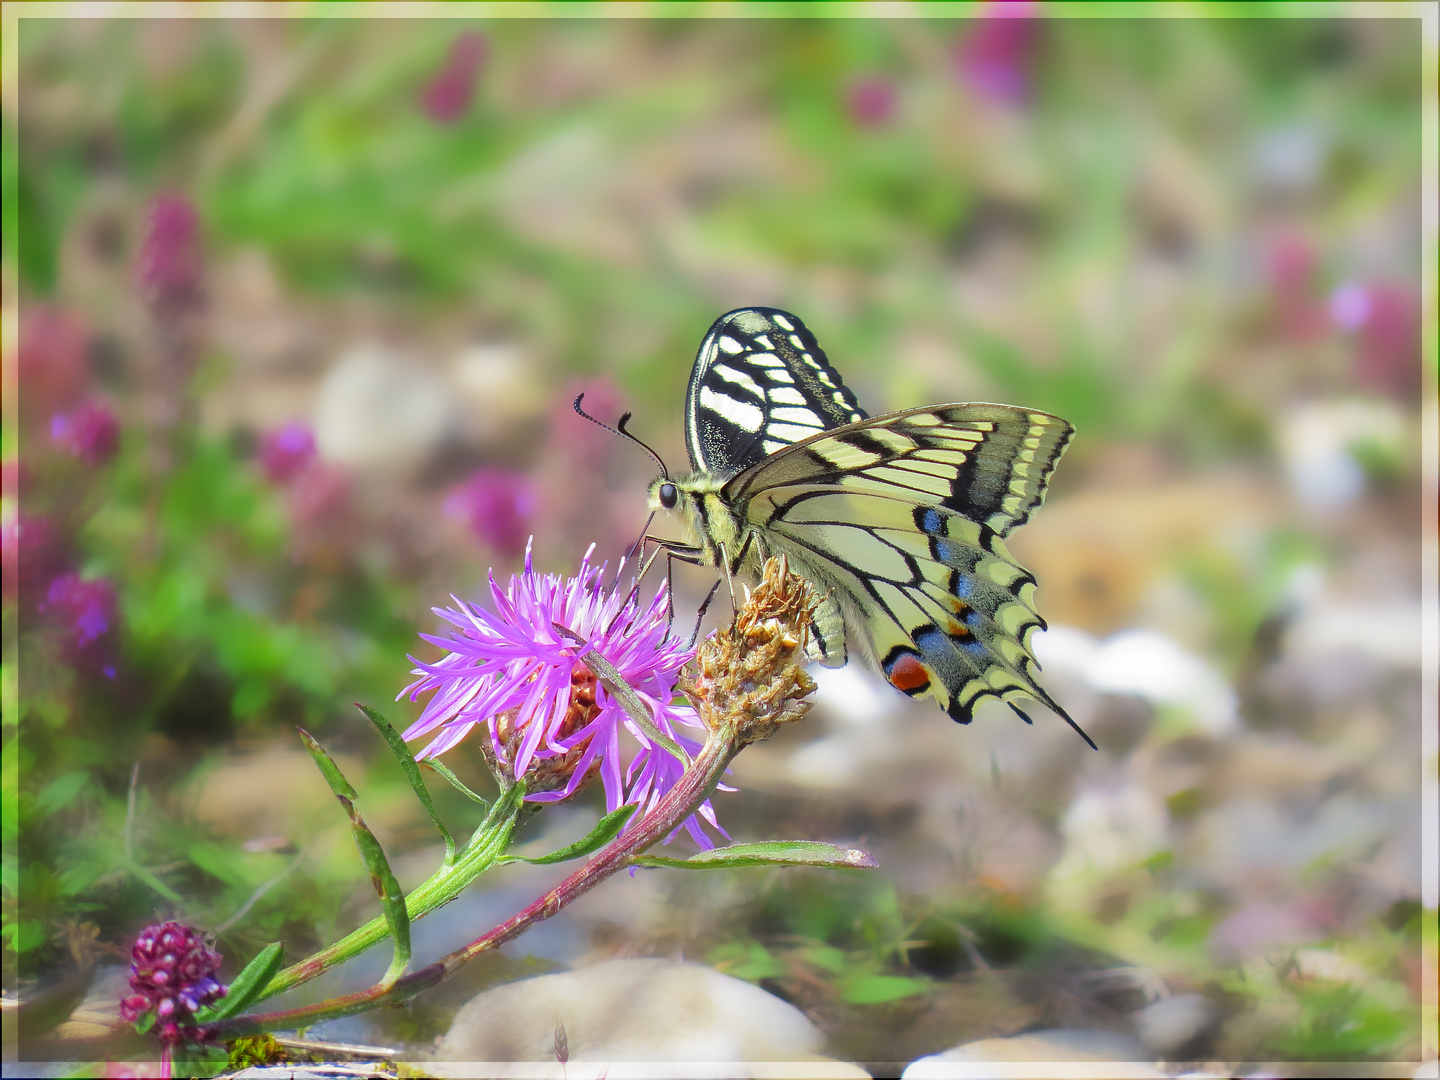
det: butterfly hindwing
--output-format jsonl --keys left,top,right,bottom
{"left": 686, "top": 307, "right": 867, "bottom": 476}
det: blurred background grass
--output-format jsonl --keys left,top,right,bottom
{"left": 2, "top": 9, "right": 1431, "bottom": 1069}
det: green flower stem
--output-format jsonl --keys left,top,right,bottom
{"left": 208, "top": 727, "right": 741, "bottom": 1038}
{"left": 249, "top": 782, "right": 529, "bottom": 1004}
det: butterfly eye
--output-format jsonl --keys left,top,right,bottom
{"left": 659, "top": 483, "right": 678, "bottom": 509}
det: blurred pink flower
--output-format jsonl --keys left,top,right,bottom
{"left": 954, "top": 1, "right": 1039, "bottom": 106}
{"left": 41, "top": 572, "right": 116, "bottom": 652}
{"left": 847, "top": 76, "right": 897, "bottom": 127}
{"left": 1, "top": 459, "right": 23, "bottom": 501}
{"left": 50, "top": 400, "right": 121, "bottom": 465}
{"left": 287, "top": 461, "right": 351, "bottom": 533}
{"left": 257, "top": 423, "right": 317, "bottom": 485}
{"left": 1264, "top": 232, "right": 1327, "bottom": 341}
{"left": 2, "top": 514, "right": 65, "bottom": 605}
{"left": 1331, "top": 281, "right": 1420, "bottom": 400}
{"left": 551, "top": 375, "right": 625, "bottom": 460}
{"left": 16, "top": 307, "right": 90, "bottom": 420}
{"left": 421, "top": 31, "right": 486, "bottom": 123}
{"left": 444, "top": 467, "right": 537, "bottom": 557}
{"left": 138, "top": 193, "right": 204, "bottom": 313}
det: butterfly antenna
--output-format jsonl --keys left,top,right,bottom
{"left": 573, "top": 394, "right": 671, "bottom": 480}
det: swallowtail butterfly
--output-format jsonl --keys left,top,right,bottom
{"left": 642, "top": 307, "right": 1091, "bottom": 744}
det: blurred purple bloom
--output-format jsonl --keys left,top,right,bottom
{"left": 401, "top": 543, "right": 726, "bottom": 847}
{"left": 119, "top": 922, "right": 226, "bottom": 1057}
{"left": 847, "top": 76, "right": 897, "bottom": 128}
{"left": 258, "top": 423, "right": 317, "bottom": 485}
{"left": 17, "top": 306, "right": 90, "bottom": 420}
{"left": 50, "top": 400, "right": 120, "bottom": 465}
{"left": 138, "top": 193, "right": 204, "bottom": 311}
{"left": 1, "top": 513, "right": 65, "bottom": 605}
{"left": 1332, "top": 281, "right": 1420, "bottom": 400}
{"left": 955, "top": 1, "right": 1038, "bottom": 106}
{"left": 1264, "top": 232, "right": 1326, "bottom": 341}
{"left": 422, "top": 31, "right": 486, "bottom": 123}
{"left": 443, "top": 467, "right": 537, "bottom": 557}
{"left": 41, "top": 572, "right": 116, "bottom": 649}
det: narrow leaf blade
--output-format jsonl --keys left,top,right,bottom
{"left": 297, "top": 727, "right": 411, "bottom": 987}
{"left": 423, "top": 758, "right": 491, "bottom": 809}
{"left": 194, "top": 942, "right": 284, "bottom": 1023}
{"left": 358, "top": 704, "right": 456, "bottom": 866}
{"left": 630, "top": 840, "right": 878, "bottom": 871}
{"left": 501, "top": 804, "right": 638, "bottom": 866}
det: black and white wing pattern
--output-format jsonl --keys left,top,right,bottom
{"left": 685, "top": 307, "right": 867, "bottom": 476}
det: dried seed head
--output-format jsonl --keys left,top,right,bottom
{"left": 681, "top": 556, "right": 820, "bottom": 747}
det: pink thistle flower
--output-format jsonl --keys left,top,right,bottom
{"left": 40, "top": 572, "right": 116, "bottom": 650}
{"left": 401, "top": 544, "right": 727, "bottom": 847}
{"left": 847, "top": 76, "right": 897, "bottom": 128}
{"left": 119, "top": 922, "right": 226, "bottom": 1063}
{"left": 954, "top": 1, "right": 1039, "bottom": 107}
{"left": 421, "top": 31, "right": 486, "bottom": 123}
{"left": 257, "top": 422, "right": 317, "bottom": 485}
{"left": 443, "top": 467, "right": 538, "bottom": 557}
{"left": 50, "top": 400, "right": 121, "bottom": 465}
{"left": 138, "top": 193, "right": 204, "bottom": 314}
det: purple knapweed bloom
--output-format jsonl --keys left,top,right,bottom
{"left": 41, "top": 572, "right": 116, "bottom": 650}
{"left": 1331, "top": 280, "right": 1420, "bottom": 400}
{"left": 401, "top": 543, "right": 727, "bottom": 847}
{"left": 954, "top": 1, "right": 1038, "bottom": 106}
{"left": 846, "top": 76, "right": 898, "bottom": 128}
{"left": 120, "top": 922, "right": 226, "bottom": 1066}
{"left": 443, "top": 467, "right": 538, "bottom": 558}
{"left": 258, "top": 422, "right": 317, "bottom": 485}
{"left": 422, "top": 31, "right": 486, "bottom": 123}
{"left": 50, "top": 400, "right": 120, "bottom": 465}
{"left": 138, "top": 193, "right": 204, "bottom": 313}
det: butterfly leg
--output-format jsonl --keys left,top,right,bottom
{"left": 688, "top": 578, "right": 724, "bottom": 648}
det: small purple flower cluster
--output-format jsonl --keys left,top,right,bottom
{"left": 119, "top": 922, "right": 227, "bottom": 1049}
{"left": 402, "top": 544, "right": 727, "bottom": 847}
{"left": 954, "top": 1, "right": 1038, "bottom": 107}
{"left": 422, "top": 31, "right": 486, "bottom": 123}
{"left": 138, "top": 194, "right": 205, "bottom": 314}
{"left": 443, "top": 467, "right": 538, "bottom": 558}
{"left": 51, "top": 400, "right": 121, "bottom": 465}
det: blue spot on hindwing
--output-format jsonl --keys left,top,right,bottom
{"left": 952, "top": 571, "right": 973, "bottom": 598}
{"left": 918, "top": 507, "right": 943, "bottom": 535}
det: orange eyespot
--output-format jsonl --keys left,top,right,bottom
{"left": 886, "top": 653, "right": 930, "bottom": 692}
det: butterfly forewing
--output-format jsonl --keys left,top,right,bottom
{"left": 686, "top": 307, "right": 867, "bottom": 476}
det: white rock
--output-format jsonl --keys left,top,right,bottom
{"left": 1034, "top": 626, "right": 1237, "bottom": 734}
{"left": 314, "top": 344, "right": 453, "bottom": 474}
{"left": 903, "top": 1029, "right": 1164, "bottom": 1077}
{"left": 1135, "top": 993, "right": 1213, "bottom": 1056}
{"left": 431, "top": 958, "right": 855, "bottom": 1078}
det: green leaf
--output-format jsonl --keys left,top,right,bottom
{"left": 423, "top": 759, "right": 490, "bottom": 810}
{"left": 195, "top": 942, "right": 284, "bottom": 1023}
{"left": 630, "top": 840, "right": 878, "bottom": 872}
{"left": 134, "top": 1008, "right": 157, "bottom": 1035}
{"left": 35, "top": 771, "right": 90, "bottom": 816}
{"left": 297, "top": 726, "right": 410, "bottom": 988}
{"left": 501, "top": 804, "right": 638, "bottom": 866}
{"left": 840, "top": 973, "right": 930, "bottom": 1005}
{"left": 358, "top": 703, "right": 455, "bottom": 867}
{"left": 2, "top": 920, "right": 46, "bottom": 953}
{"left": 169, "top": 1040, "right": 231, "bottom": 1079}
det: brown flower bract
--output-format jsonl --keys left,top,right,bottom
{"left": 681, "top": 556, "right": 820, "bottom": 747}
